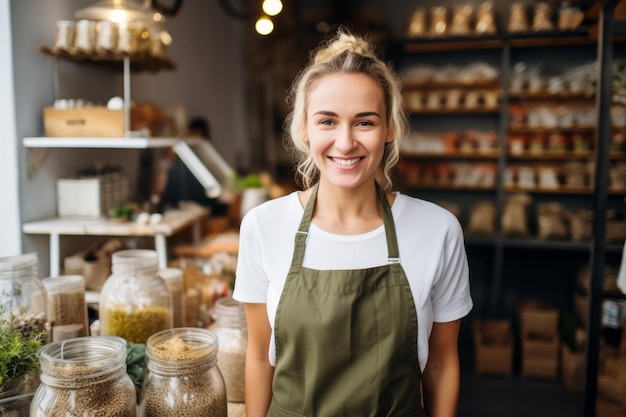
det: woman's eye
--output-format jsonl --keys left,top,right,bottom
{"left": 357, "top": 120, "right": 374, "bottom": 127}
{"left": 319, "top": 119, "right": 334, "bottom": 126}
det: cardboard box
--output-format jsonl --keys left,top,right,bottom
{"left": 63, "top": 239, "right": 122, "bottom": 291}
{"left": 521, "top": 355, "right": 559, "bottom": 379}
{"left": 519, "top": 301, "right": 559, "bottom": 338}
{"left": 562, "top": 343, "right": 585, "bottom": 392}
{"left": 473, "top": 319, "right": 513, "bottom": 376}
{"left": 44, "top": 107, "right": 124, "bottom": 137}
{"left": 523, "top": 334, "right": 559, "bottom": 357}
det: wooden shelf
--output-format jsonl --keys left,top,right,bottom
{"left": 401, "top": 150, "right": 500, "bottom": 160}
{"left": 408, "top": 108, "right": 500, "bottom": 115}
{"left": 508, "top": 126, "right": 596, "bottom": 134}
{"left": 403, "top": 80, "right": 500, "bottom": 90}
{"left": 401, "top": 182, "right": 496, "bottom": 191}
{"left": 38, "top": 45, "right": 176, "bottom": 73}
{"left": 505, "top": 185, "right": 626, "bottom": 195}
{"left": 509, "top": 91, "right": 596, "bottom": 101}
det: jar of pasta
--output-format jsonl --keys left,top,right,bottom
{"left": 31, "top": 336, "right": 137, "bottom": 417}
{"left": 99, "top": 249, "right": 172, "bottom": 344}
{"left": 138, "top": 328, "right": 227, "bottom": 417}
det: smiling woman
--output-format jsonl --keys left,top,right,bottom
{"left": 233, "top": 28, "right": 472, "bottom": 417}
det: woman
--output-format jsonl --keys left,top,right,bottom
{"left": 233, "top": 30, "right": 473, "bottom": 417}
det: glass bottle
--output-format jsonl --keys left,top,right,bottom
{"left": 99, "top": 249, "right": 172, "bottom": 344}
{"left": 31, "top": 336, "right": 137, "bottom": 416}
{"left": 0, "top": 253, "right": 47, "bottom": 338}
{"left": 138, "top": 327, "right": 227, "bottom": 417}
{"left": 209, "top": 296, "right": 247, "bottom": 402}
{"left": 42, "top": 275, "right": 89, "bottom": 340}
{"left": 158, "top": 268, "right": 185, "bottom": 329}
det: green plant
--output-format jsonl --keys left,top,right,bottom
{"left": 0, "top": 321, "right": 45, "bottom": 393}
{"left": 232, "top": 173, "right": 264, "bottom": 189}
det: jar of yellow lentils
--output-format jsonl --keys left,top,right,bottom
{"left": 99, "top": 249, "right": 172, "bottom": 344}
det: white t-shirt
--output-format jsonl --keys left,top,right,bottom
{"left": 233, "top": 191, "right": 473, "bottom": 370}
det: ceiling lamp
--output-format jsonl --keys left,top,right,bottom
{"left": 255, "top": 16, "right": 274, "bottom": 35}
{"left": 75, "top": 0, "right": 152, "bottom": 22}
{"left": 262, "top": 0, "right": 282, "bottom": 17}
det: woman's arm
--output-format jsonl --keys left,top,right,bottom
{"left": 244, "top": 303, "right": 275, "bottom": 417}
{"left": 422, "top": 319, "right": 462, "bottom": 417}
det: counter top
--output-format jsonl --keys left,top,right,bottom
{"left": 228, "top": 402, "right": 246, "bottom": 417}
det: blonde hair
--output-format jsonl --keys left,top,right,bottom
{"left": 284, "top": 29, "right": 408, "bottom": 191}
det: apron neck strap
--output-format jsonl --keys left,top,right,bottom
{"left": 291, "top": 182, "right": 400, "bottom": 266}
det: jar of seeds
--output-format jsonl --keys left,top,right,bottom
{"left": 99, "top": 250, "right": 172, "bottom": 344}
{"left": 209, "top": 296, "right": 247, "bottom": 402}
{"left": 138, "top": 328, "right": 227, "bottom": 417}
{"left": 0, "top": 253, "right": 47, "bottom": 338}
{"left": 42, "top": 275, "right": 89, "bottom": 341}
{"left": 31, "top": 336, "right": 137, "bottom": 416}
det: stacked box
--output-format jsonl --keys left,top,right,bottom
{"left": 57, "top": 172, "right": 127, "bottom": 219}
{"left": 519, "top": 301, "right": 560, "bottom": 379}
{"left": 472, "top": 319, "right": 513, "bottom": 376}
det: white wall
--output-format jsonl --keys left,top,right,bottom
{"left": 0, "top": 0, "right": 20, "bottom": 257}
{"left": 8, "top": 0, "right": 248, "bottom": 276}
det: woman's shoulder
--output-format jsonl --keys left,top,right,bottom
{"left": 393, "top": 192, "right": 460, "bottom": 224}
{"left": 241, "top": 191, "right": 303, "bottom": 227}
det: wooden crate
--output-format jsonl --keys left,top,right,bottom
{"left": 44, "top": 107, "right": 124, "bottom": 137}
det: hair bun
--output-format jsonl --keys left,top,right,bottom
{"left": 313, "top": 31, "right": 375, "bottom": 65}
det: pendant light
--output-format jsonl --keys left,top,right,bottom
{"left": 75, "top": 0, "right": 152, "bottom": 22}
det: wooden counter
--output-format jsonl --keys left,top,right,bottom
{"left": 228, "top": 402, "right": 245, "bottom": 417}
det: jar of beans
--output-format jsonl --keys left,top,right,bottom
{"left": 138, "top": 327, "right": 227, "bottom": 417}
{"left": 99, "top": 250, "right": 172, "bottom": 344}
{"left": 209, "top": 296, "right": 247, "bottom": 402}
{"left": 42, "top": 275, "right": 89, "bottom": 341}
{"left": 31, "top": 335, "right": 137, "bottom": 416}
{"left": 0, "top": 253, "right": 47, "bottom": 338}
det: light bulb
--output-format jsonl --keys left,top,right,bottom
{"left": 255, "top": 16, "right": 274, "bottom": 35}
{"left": 262, "top": 0, "right": 283, "bottom": 17}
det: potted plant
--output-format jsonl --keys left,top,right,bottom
{"left": 0, "top": 317, "right": 45, "bottom": 399}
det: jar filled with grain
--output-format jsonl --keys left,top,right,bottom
{"left": 99, "top": 250, "right": 172, "bottom": 344}
{"left": 31, "top": 336, "right": 136, "bottom": 416}
{"left": 0, "top": 253, "right": 47, "bottom": 338}
{"left": 209, "top": 296, "right": 247, "bottom": 402}
{"left": 158, "top": 268, "right": 184, "bottom": 329}
{"left": 42, "top": 275, "right": 89, "bottom": 341}
{"left": 138, "top": 327, "right": 227, "bottom": 417}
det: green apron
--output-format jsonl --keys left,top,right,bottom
{"left": 269, "top": 183, "right": 426, "bottom": 417}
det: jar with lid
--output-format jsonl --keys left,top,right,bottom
{"left": 138, "top": 327, "right": 227, "bottom": 417}
{"left": 31, "top": 335, "right": 137, "bottom": 417}
{"left": 99, "top": 249, "right": 172, "bottom": 344}
{"left": 0, "top": 253, "right": 47, "bottom": 338}
{"left": 158, "top": 268, "right": 184, "bottom": 329}
{"left": 209, "top": 297, "right": 247, "bottom": 402}
{"left": 42, "top": 275, "right": 89, "bottom": 341}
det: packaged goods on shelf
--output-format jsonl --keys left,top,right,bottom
{"left": 472, "top": 319, "right": 514, "bottom": 376}
{"left": 536, "top": 202, "right": 568, "bottom": 240}
{"left": 502, "top": 194, "right": 532, "bottom": 237}
{"left": 519, "top": 300, "right": 560, "bottom": 380}
{"left": 64, "top": 239, "right": 122, "bottom": 291}
{"left": 57, "top": 172, "right": 128, "bottom": 219}
{"left": 466, "top": 201, "right": 496, "bottom": 236}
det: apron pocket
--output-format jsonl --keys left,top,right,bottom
{"left": 267, "top": 398, "right": 307, "bottom": 417}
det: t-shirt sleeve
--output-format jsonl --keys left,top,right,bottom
{"left": 431, "top": 212, "right": 473, "bottom": 323}
{"left": 232, "top": 210, "right": 269, "bottom": 303}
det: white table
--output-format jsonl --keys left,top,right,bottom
{"left": 23, "top": 206, "right": 208, "bottom": 275}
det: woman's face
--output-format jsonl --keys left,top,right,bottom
{"left": 305, "top": 72, "right": 391, "bottom": 191}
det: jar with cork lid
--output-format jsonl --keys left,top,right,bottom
{"left": 209, "top": 296, "right": 247, "bottom": 402}
{"left": 158, "top": 268, "right": 184, "bottom": 329}
{"left": 138, "top": 327, "right": 227, "bottom": 417}
{"left": 99, "top": 249, "right": 172, "bottom": 344}
{"left": 31, "top": 335, "right": 137, "bottom": 416}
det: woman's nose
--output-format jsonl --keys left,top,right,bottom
{"left": 335, "top": 126, "right": 357, "bottom": 154}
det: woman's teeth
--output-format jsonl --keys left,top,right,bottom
{"left": 333, "top": 157, "right": 360, "bottom": 166}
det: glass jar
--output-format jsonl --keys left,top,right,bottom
{"left": 158, "top": 268, "right": 184, "bottom": 329}
{"left": 209, "top": 297, "right": 247, "bottom": 402}
{"left": 0, "top": 253, "right": 47, "bottom": 338}
{"left": 31, "top": 336, "right": 137, "bottom": 417}
{"left": 138, "top": 328, "right": 227, "bottom": 417}
{"left": 99, "top": 250, "right": 172, "bottom": 344}
{"left": 42, "top": 275, "right": 89, "bottom": 341}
